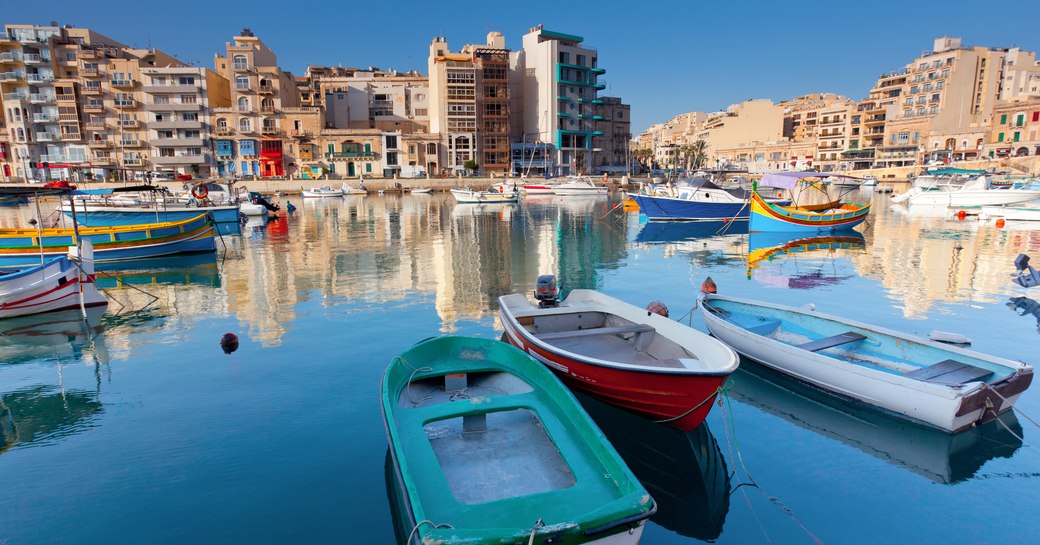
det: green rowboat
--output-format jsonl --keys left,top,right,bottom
{"left": 382, "top": 336, "right": 656, "bottom": 545}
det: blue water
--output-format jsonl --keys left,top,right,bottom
{"left": 1, "top": 192, "right": 1038, "bottom": 544}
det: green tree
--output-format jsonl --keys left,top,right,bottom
{"left": 689, "top": 140, "right": 708, "bottom": 170}
{"left": 463, "top": 159, "right": 479, "bottom": 173}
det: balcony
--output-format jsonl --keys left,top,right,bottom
{"left": 325, "top": 151, "right": 380, "bottom": 160}
{"left": 2, "top": 92, "right": 27, "bottom": 102}
{"left": 120, "top": 139, "right": 144, "bottom": 147}
{"left": 61, "top": 132, "right": 82, "bottom": 141}
{"left": 232, "top": 62, "right": 252, "bottom": 72}
{"left": 0, "top": 51, "right": 22, "bottom": 63}
{"left": 122, "top": 157, "right": 144, "bottom": 166}
{"left": 91, "top": 156, "right": 113, "bottom": 166}
{"left": 76, "top": 50, "right": 101, "bottom": 60}
{"left": 34, "top": 132, "right": 60, "bottom": 142}
{"left": 150, "top": 120, "right": 203, "bottom": 130}
{"left": 83, "top": 103, "right": 104, "bottom": 112}
{"left": 143, "top": 101, "right": 200, "bottom": 111}
{"left": 56, "top": 93, "right": 76, "bottom": 103}
{"left": 81, "top": 86, "right": 102, "bottom": 95}
{"left": 26, "top": 73, "right": 54, "bottom": 83}
{"left": 153, "top": 154, "right": 206, "bottom": 165}
{"left": 215, "top": 127, "right": 233, "bottom": 136}
{"left": 85, "top": 121, "right": 106, "bottom": 130}
{"left": 29, "top": 93, "right": 56, "bottom": 103}
{"left": 289, "top": 129, "right": 311, "bottom": 138}
{"left": 0, "top": 71, "right": 23, "bottom": 81}
{"left": 260, "top": 104, "right": 275, "bottom": 113}
{"left": 149, "top": 137, "right": 204, "bottom": 147}
{"left": 32, "top": 113, "right": 59, "bottom": 123}
{"left": 261, "top": 126, "right": 280, "bottom": 136}
{"left": 110, "top": 78, "right": 135, "bottom": 88}
{"left": 258, "top": 83, "right": 275, "bottom": 94}
{"left": 142, "top": 83, "right": 199, "bottom": 94}
{"left": 118, "top": 119, "right": 139, "bottom": 128}
{"left": 114, "top": 99, "right": 137, "bottom": 109}
{"left": 23, "top": 53, "right": 51, "bottom": 64}
{"left": 88, "top": 138, "right": 111, "bottom": 147}
{"left": 80, "top": 67, "right": 100, "bottom": 77}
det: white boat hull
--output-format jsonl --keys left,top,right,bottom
{"left": 980, "top": 205, "right": 1040, "bottom": 221}
{"left": 239, "top": 203, "right": 269, "bottom": 217}
{"left": 699, "top": 294, "right": 1031, "bottom": 433}
{"left": 907, "top": 189, "right": 1040, "bottom": 207}
{"left": 450, "top": 189, "right": 518, "bottom": 204}
{"left": 0, "top": 241, "right": 106, "bottom": 319}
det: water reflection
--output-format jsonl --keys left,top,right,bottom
{"left": 0, "top": 385, "right": 103, "bottom": 456}
{"left": 1007, "top": 296, "right": 1040, "bottom": 334}
{"left": 577, "top": 392, "right": 730, "bottom": 540}
{"left": 746, "top": 232, "right": 866, "bottom": 289}
{"left": 635, "top": 220, "right": 746, "bottom": 244}
{"left": 729, "top": 363, "right": 1023, "bottom": 484}
{"left": 0, "top": 307, "right": 108, "bottom": 366}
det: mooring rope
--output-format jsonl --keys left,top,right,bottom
{"left": 405, "top": 520, "right": 454, "bottom": 545}
{"left": 652, "top": 383, "right": 730, "bottom": 424}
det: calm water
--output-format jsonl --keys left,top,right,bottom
{"left": 1, "top": 192, "right": 1039, "bottom": 545}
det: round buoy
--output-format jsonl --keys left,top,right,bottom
{"left": 957, "top": 210, "right": 966, "bottom": 220}
{"left": 996, "top": 218, "right": 1006, "bottom": 228}
{"left": 220, "top": 333, "right": 239, "bottom": 354}
{"left": 646, "top": 300, "right": 669, "bottom": 318}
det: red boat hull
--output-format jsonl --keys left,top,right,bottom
{"left": 501, "top": 318, "right": 728, "bottom": 431}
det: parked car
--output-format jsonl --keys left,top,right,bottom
{"left": 135, "top": 171, "right": 175, "bottom": 182}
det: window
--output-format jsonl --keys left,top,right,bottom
{"left": 239, "top": 118, "right": 251, "bottom": 132}
{"left": 178, "top": 76, "right": 195, "bottom": 85}
{"left": 157, "top": 130, "right": 174, "bottom": 139}
{"left": 558, "top": 52, "right": 569, "bottom": 64}
{"left": 998, "top": 132, "right": 1004, "bottom": 142}
{"left": 180, "top": 94, "right": 197, "bottom": 104}
{"left": 151, "top": 77, "right": 167, "bottom": 86}
{"left": 233, "top": 55, "right": 248, "bottom": 70}
{"left": 153, "top": 95, "right": 170, "bottom": 104}
{"left": 159, "top": 148, "right": 175, "bottom": 157}
{"left": 366, "top": 163, "right": 372, "bottom": 173}
{"left": 236, "top": 76, "right": 249, "bottom": 90}
{"left": 238, "top": 97, "right": 249, "bottom": 112}
{"left": 1000, "top": 114, "right": 1007, "bottom": 125}
{"left": 386, "top": 151, "right": 398, "bottom": 166}
{"left": 385, "top": 135, "right": 398, "bottom": 149}
{"left": 185, "top": 148, "right": 202, "bottom": 156}
{"left": 1033, "top": 111, "right": 1040, "bottom": 122}
{"left": 1014, "top": 132, "right": 1020, "bottom": 142}
{"left": 184, "top": 130, "right": 200, "bottom": 138}
{"left": 182, "top": 112, "right": 198, "bottom": 121}
{"left": 1015, "top": 114, "right": 1025, "bottom": 127}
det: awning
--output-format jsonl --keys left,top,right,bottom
{"left": 926, "top": 168, "right": 986, "bottom": 175}
{"left": 759, "top": 171, "right": 861, "bottom": 189}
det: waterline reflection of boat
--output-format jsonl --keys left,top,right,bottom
{"left": 576, "top": 392, "right": 730, "bottom": 540}
{"left": 746, "top": 231, "right": 866, "bottom": 288}
{"left": 636, "top": 220, "right": 746, "bottom": 244}
{"left": 728, "top": 363, "right": 1024, "bottom": 484}
{"left": 1, "top": 384, "right": 104, "bottom": 456}
{"left": 0, "top": 306, "right": 108, "bottom": 366}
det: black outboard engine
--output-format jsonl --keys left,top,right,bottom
{"left": 250, "top": 192, "right": 280, "bottom": 212}
{"left": 1014, "top": 254, "right": 1040, "bottom": 288}
{"left": 534, "top": 274, "right": 560, "bottom": 308}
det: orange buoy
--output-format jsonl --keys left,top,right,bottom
{"left": 646, "top": 300, "right": 669, "bottom": 317}
{"left": 700, "top": 276, "right": 718, "bottom": 294}
{"left": 957, "top": 210, "right": 966, "bottom": 220}
{"left": 996, "top": 218, "right": 1006, "bottom": 228}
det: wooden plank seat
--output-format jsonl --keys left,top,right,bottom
{"left": 903, "top": 359, "right": 994, "bottom": 384}
{"left": 797, "top": 331, "right": 867, "bottom": 352}
{"left": 535, "top": 324, "right": 655, "bottom": 341}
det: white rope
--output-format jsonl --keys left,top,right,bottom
{"left": 405, "top": 520, "right": 454, "bottom": 545}
{"left": 986, "top": 384, "right": 1040, "bottom": 430}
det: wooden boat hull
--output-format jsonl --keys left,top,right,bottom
{"left": 0, "top": 242, "right": 106, "bottom": 319}
{"left": 0, "top": 214, "right": 216, "bottom": 267}
{"left": 382, "top": 336, "right": 655, "bottom": 545}
{"left": 700, "top": 293, "right": 1033, "bottom": 433}
{"left": 749, "top": 191, "right": 869, "bottom": 232}
{"left": 499, "top": 290, "right": 739, "bottom": 431}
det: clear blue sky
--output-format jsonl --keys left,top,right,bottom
{"left": 5, "top": 0, "right": 1038, "bottom": 133}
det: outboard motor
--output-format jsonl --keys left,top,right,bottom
{"left": 534, "top": 274, "right": 560, "bottom": 308}
{"left": 1013, "top": 254, "right": 1040, "bottom": 288}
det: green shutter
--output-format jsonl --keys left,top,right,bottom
{"left": 1014, "top": 132, "right": 1020, "bottom": 142}
{"left": 1000, "top": 114, "right": 1007, "bottom": 124}
{"left": 998, "top": 132, "right": 1004, "bottom": 142}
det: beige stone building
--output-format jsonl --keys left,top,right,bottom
{"left": 695, "top": 99, "right": 784, "bottom": 166}
{"left": 986, "top": 96, "right": 1040, "bottom": 158}
{"left": 591, "top": 96, "right": 631, "bottom": 173}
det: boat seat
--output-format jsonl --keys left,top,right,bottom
{"left": 535, "top": 324, "right": 655, "bottom": 341}
{"left": 797, "top": 331, "right": 867, "bottom": 352}
{"left": 902, "top": 359, "right": 994, "bottom": 384}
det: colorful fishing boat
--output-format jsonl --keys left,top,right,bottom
{"left": 699, "top": 284, "right": 1033, "bottom": 433}
{"left": 0, "top": 241, "right": 106, "bottom": 319}
{"left": 749, "top": 191, "right": 870, "bottom": 232}
{"left": 382, "top": 336, "right": 656, "bottom": 545}
{"left": 0, "top": 214, "right": 216, "bottom": 267}
{"left": 499, "top": 277, "right": 739, "bottom": 431}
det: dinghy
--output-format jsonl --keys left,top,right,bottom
{"left": 449, "top": 188, "right": 518, "bottom": 204}
{"left": 382, "top": 336, "right": 656, "bottom": 545}
{"left": 0, "top": 241, "right": 106, "bottom": 319}
{"left": 301, "top": 186, "right": 343, "bottom": 198}
{"left": 499, "top": 276, "right": 739, "bottom": 431}
{"left": 698, "top": 283, "right": 1033, "bottom": 433}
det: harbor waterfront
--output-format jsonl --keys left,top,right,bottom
{"left": 1, "top": 191, "right": 1039, "bottom": 544}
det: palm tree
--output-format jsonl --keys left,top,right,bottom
{"left": 689, "top": 140, "right": 708, "bottom": 170}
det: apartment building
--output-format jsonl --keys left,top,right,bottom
{"left": 695, "top": 99, "right": 784, "bottom": 163}
{"left": 591, "top": 96, "right": 631, "bottom": 173}
{"left": 814, "top": 100, "right": 855, "bottom": 171}
{"left": 212, "top": 28, "right": 299, "bottom": 178}
{"left": 987, "top": 97, "right": 1040, "bottom": 158}
{"left": 512, "top": 26, "right": 608, "bottom": 175}
{"left": 142, "top": 67, "right": 230, "bottom": 178}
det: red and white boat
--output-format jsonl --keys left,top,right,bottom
{"left": 521, "top": 182, "right": 558, "bottom": 195}
{"left": 499, "top": 277, "right": 739, "bottom": 430}
{"left": 0, "top": 240, "right": 107, "bottom": 319}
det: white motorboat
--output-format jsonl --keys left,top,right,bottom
{"left": 553, "top": 178, "right": 608, "bottom": 196}
{"left": 239, "top": 202, "right": 269, "bottom": 217}
{"left": 449, "top": 188, "right": 518, "bottom": 204}
{"left": 410, "top": 187, "right": 433, "bottom": 194}
{"left": 341, "top": 183, "right": 367, "bottom": 195}
{"left": 899, "top": 176, "right": 1040, "bottom": 207}
{"left": 522, "top": 182, "right": 559, "bottom": 195}
{"left": 698, "top": 287, "right": 1033, "bottom": 434}
{"left": 0, "top": 241, "right": 106, "bottom": 319}
{"left": 980, "top": 204, "right": 1040, "bottom": 222}
{"left": 302, "top": 186, "right": 344, "bottom": 198}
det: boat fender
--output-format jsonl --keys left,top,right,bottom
{"left": 192, "top": 185, "right": 209, "bottom": 199}
{"left": 220, "top": 332, "right": 239, "bottom": 354}
{"left": 957, "top": 210, "right": 966, "bottom": 220}
{"left": 996, "top": 218, "right": 1006, "bottom": 228}
{"left": 646, "top": 300, "right": 669, "bottom": 317}
{"left": 700, "top": 277, "right": 717, "bottom": 294}
{"left": 929, "top": 330, "right": 972, "bottom": 345}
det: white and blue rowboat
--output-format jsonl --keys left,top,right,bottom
{"left": 59, "top": 203, "right": 241, "bottom": 226}
{"left": 698, "top": 289, "right": 1033, "bottom": 433}
{"left": 0, "top": 240, "right": 107, "bottom": 319}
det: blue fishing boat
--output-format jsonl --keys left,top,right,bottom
{"left": 59, "top": 203, "right": 241, "bottom": 226}
{"left": 0, "top": 214, "right": 216, "bottom": 267}
{"left": 633, "top": 177, "right": 789, "bottom": 221}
